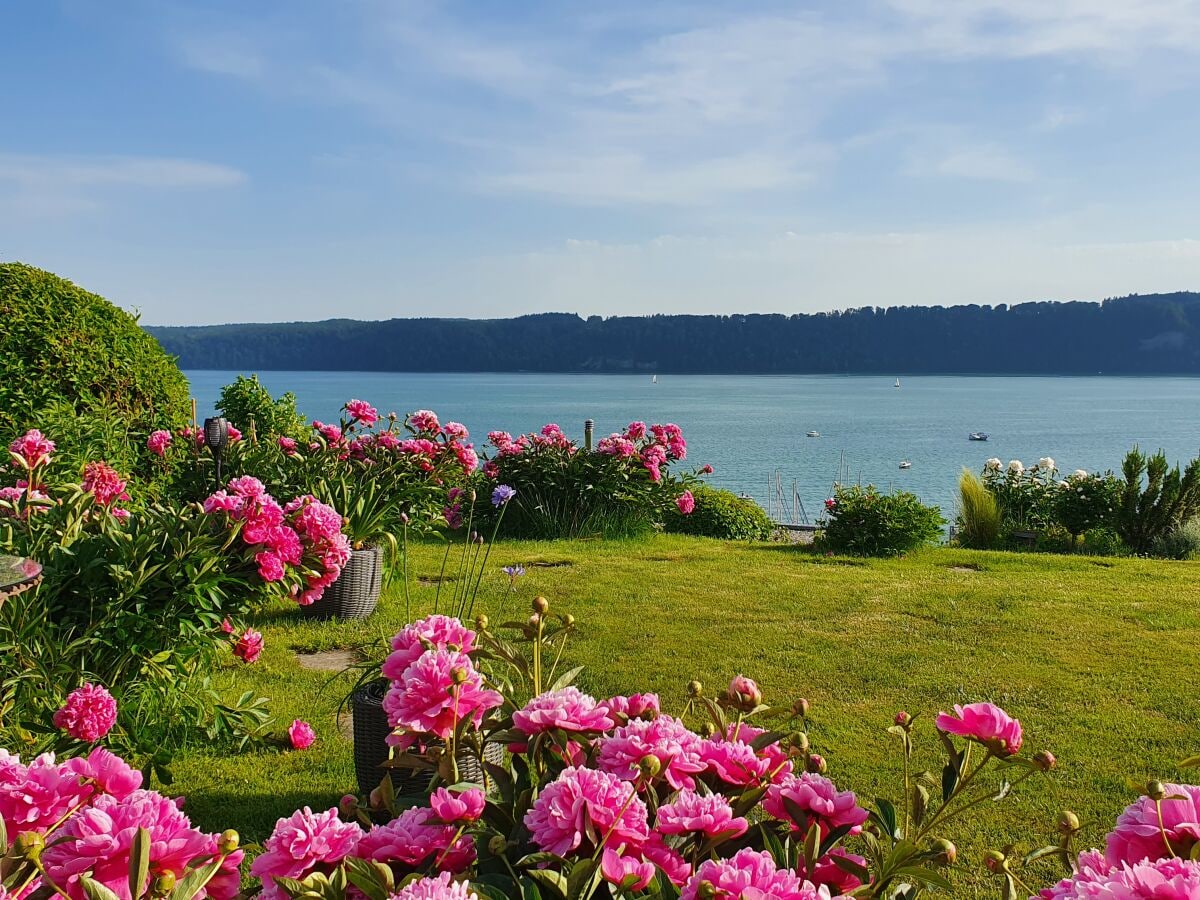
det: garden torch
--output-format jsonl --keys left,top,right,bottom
{"left": 203, "top": 416, "right": 231, "bottom": 486}
{"left": 584, "top": 419, "right": 594, "bottom": 451}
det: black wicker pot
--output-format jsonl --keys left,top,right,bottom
{"left": 351, "top": 679, "right": 503, "bottom": 797}
{"left": 302, "top": 545, "right": 382, "bottom": 621}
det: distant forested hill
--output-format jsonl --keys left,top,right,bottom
{"left": 147, "top": 293, "right": 1200, "bottom": 374}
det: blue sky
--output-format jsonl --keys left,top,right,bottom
{"left": 4, "top": 1, "right": 1200, "bottom": 325}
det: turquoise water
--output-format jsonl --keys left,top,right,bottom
{"left": 185, "top": 372, "right": 1200, "bottom": 521}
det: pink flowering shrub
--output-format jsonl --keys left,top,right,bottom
{"left": 479, "top": 420, "right": 709, "bottom": 539}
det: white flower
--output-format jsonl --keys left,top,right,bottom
{"left": 1059, "top": 480, "right": 1070, "bottom": 489}
{"left": 1072, "top": 469, "right": 1088, "bottom": 479}
{"left": 1038, "top": 457, "right": 1056, "bottom": 470}
{"left": 1008, "top": 460, "right": 1024, "bottom": 475}
{"left": 984, "top": 457, "right": 1002, "bottom": 470}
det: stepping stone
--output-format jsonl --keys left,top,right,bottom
{"left": 294, "top": 649, "right": 357, "bottom": 672}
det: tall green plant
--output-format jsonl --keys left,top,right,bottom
{"left": 215, "top": 374, "right": 307, "bottom": 440}
{"left": 1117, "top": 446, "right": 1200, "bottom": 554}
{"left": 956, "top": 469, "right": 1000, "bottom": 549}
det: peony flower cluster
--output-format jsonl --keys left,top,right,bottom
{"left": 1041, "top": 850, "right": 1200, "bottom": 898}
{"left": 764, "top": 772, "right": 870, "bottom": 837}
{"left": 81, "top": 461, "right": 130, "bottom": 515}
{"left": 233, "top": 628, "right": 264, "bottom": 663}
{"left": 383, "top": 649, "right": 502, "bottom": 744}
{"left": 53, "top": 683, "right": 118, "bottom": 742}
{"left": 513, "top": 686, "right": 616, "bottom": 736}
{"left": 597, "top": 714, "right": 708, "bottom": 791}
{"left": 251, "top": 807, "right": 363, "bottom": 900}
{"left": 9, "top": 429, "right": 55, "bottom": 468}
{"left": 146, "top": 429, "right": 172, "bottom": 457}
{"left": 202, "top": 478, "right": 350, "bottom": 605}
{"left": 681, "top": 848, "right": 841, "bottom": 900}
{"left": 525, "top": 765, "right": 650, "bottom": 856}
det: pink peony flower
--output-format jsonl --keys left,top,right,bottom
{"left": 700, "top": 464, "right": 714, "bottom": 474}
{"left": 355, "top": 806, "right": 475, "bottom": 873}
{"left": 382, "top": 615, "right": 478, "bottom": 680}
{"left": 53, "top": 683, "right": 118, "bottom": 742}
{"left": 640, "top": 832, "right": 694, "bottom": 886}
{"left": 514, "top": 687, "right": 617, "bottom": 736}
{"left": 0, "top": 751, "right": 112, "bottom": 837}
{"left": 9, "top": 429, "right": 54, "bottom": 468}
{"left": 220, "top": 618, "right": 235, "bottom": 633}
{"left": 598, "top": 693, "right": 660, "bottom": 723}
{"left": 409, "top": 409, "right": 441, "bottom": 434}
{"left": 278, "top": 436, "right": 298, "bottom": 453}
{"left": 63, "top": 747, "right": 142, "bottom": 800}
{"left": 288, "top": 720, "right": 316, "bottom": 750}
{"left": 226, "top": 425, "right": 242, "bottom": 442}
{"left": 429, "top": 787, "right": 486, "bottom": 824}
{"left": 345, "top": 399, "right": 379, "bottom": 425}
{"left": 146, "top": 430, "right": 172, "bottom": 457}
{"left": 725, "top": 675, "right": 762, "bottom": 710}
{"left": 676, "top": 490, "right": 696, "bottom": 515}
{"left": 391, "top": 871, "right": 478, "bottom": 900}
{"left": 935, "top": 702, "right": 1023, "bottom": 756}
{"left": 233, "top": 629, "right": 264, "bottom": 663}
{"left": 764, "top": 772, "right": 869, "bottom": 837}
{"left": 597, "top": 715, "right": 708, "bottom": 791}
{"left": 1040, "top": 851, "right": 1200, "bottom": 898}
{"left": 601, "top": 846, "right": 657, "bottom": 891}
{"left": 597, "top": 434, "right": 636, "bottom": 457}
{"left": 657, "top": 790, "right": 749, "bottom": 839}
{"left": 800, "top": 848, "right": 868, "bottom": 895}
{"left": 626, "top": 421, "right": 647, "bottom": 440}
{"left": 251, "top": 807, "right": 362, "bottom": 900}
{"left": 700, "top": 737, "right": 774, "bottom": 787}
{"left": 1106, "top": 784, "right": 1200, "bottom": 866}
{"left": 443, "top": 421, "right": 469, "bottom": 440}
{"left": 255, "top": 550, "right": 287, "bottom": 582}
{"left": 41, "top": 789, "right": 242, "bottom": 900}
{"left": 383, "top": 649, "right": 502, "bottom": 741}
{"left": 524, "top": 766, "right": 650, "bottom": 857}
{"left": 81, "top": 461, "right": 129, "bottom": 507}
{"left": 681, "top": 848, "right": 835, "bottom": 900}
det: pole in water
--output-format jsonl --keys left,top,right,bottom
{"left": 583, "top": 419, "right": 594, "bottom": 451}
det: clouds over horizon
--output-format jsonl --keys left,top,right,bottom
{"left": 3, "top": 1, "right": 1200, "bottom": 323}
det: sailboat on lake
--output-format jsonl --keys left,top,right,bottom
{"left": 894, "top": 378, "right": 901, "bottom": 389}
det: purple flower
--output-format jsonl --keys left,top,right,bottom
{"left": 503, "top": 565, "right": 525, "bottom": 578}
{"left": 492, "top": 485, "right": 516, "bottom": 507}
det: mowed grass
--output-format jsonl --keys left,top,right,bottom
{"left": 170, "top": 536, "right": 1200, "bottom": 895}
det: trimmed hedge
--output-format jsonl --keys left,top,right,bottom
{"left": 0, "top": 262, "right": 190, "bottom": 435}
{"left": 665, "top": 485, "right": 774, "bottom": 540}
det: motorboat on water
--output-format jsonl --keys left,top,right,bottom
{"left": 898, "top": 460, "right": 912, "bottom": 469}
{"left": 806, "top": 430, "right": 820, "bottom": 437}
{"left": 969, "top": 432, "right": 989, "bottom": 441}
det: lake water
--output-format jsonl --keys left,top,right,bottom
{"left": 185, "top": 372, "right": 1200, "bottom": 522}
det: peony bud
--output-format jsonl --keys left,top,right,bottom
{"left": 724, "top": 675, "right": 762, "bottom": 712}
{"left": 806, "top": 753, "right": 827, "bottom": 774}
{"left": 931, "top": 838, "right": 957, "bottom": 866}
{"left": 15, "top": 831, "right": 44, "bottom": 860}
{"left": 791, "top": 732, "right": 810, "bottom": 753}
{"left": 1057, "top": 810, "right": 1081, "bottom": 834}
{"left": 532, "top": 596, "right": 549, "bottom": 614}
{"left": 700, "top": 721, "right": 718, "bottom": 738}
{"left": 339, "top": 794, "right": 359, "bottom": 818}
{"left": 983, "top": 849, "right": 1006, "bottom": 873}
{"left": 368, "top": 787, "right": 384, "bottom": 809}
{"left": 687, "top": 680, "right": 703, "bottom": 698}
{"left": 400, "top": 512, "right": 410, "bottom": 525}
{"left": 475, "top": 614, "right": 489, "bottom": 631}
{"left": 218, "top": 829, "right": 240, "bottom": 854}
{"left": 638, "top": 755, "right": 662, "bottom": 779}
{"left": 1033, "top": 750, "right": 1056, "bottom": 772}
{"left": 488, "top": 835, "right": 510, "bottom": 855}
{"left": 696, "top": 881, "right": 718, "bottom": 900}
{"left": 152, "top": 872, "right": 176, "bottom": 895}
{"left": 894, "top": 711, "right": 912, "bottom": 727}
{"left": 563, "top": 614, "right": 575, "bottom": 627}
{"left": 793, "top": 698, "right": 812, "bottom": 718}
{"left": 1147, "top": 781, "right": 1167, "bottom": 801}
{"left": 451, "top": 667, "right": 469, "bottom": 684}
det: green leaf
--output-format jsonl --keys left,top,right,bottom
{"left": 1180, "top": 753, "right": 1200, "bottom": 768}
{"left": 911, "top": 783, "right": 929, "bottom": 827}
{"left": 129, "top": 826, "right": 151, "bottom": 899}
{"left": 873, "top": 798, "right": 900, "bottom": 841}
{"left": 547, "top": 665, "right": 584, "bottom": 692}
{"left": 80, "top": 877, "right": 123, "bottom": 900}
{"left": 344, "top": 858, "right": 393, "bottom": 900}
{"left": 525, "top": 870, "right": 567, "bottom": 900}
{"left": 941, "top": 762, "right": 959, "bottom": 803}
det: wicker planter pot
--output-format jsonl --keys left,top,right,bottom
{"left": 351, "top": 679, "right": 502, "bottom": 797}
{"left": 302, "top": 545, "right": 382, "bottom": 621}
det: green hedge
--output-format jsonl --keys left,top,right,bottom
{"left": 0, "top": 262, "right": 190, "bottom": 437}
{"left": 665, "top": 485, "right": 774, "bottom": 540}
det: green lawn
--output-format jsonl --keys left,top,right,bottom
{"left": 169, "top": 536, "right": 1200, "bottom": 896}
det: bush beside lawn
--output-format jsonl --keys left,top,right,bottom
{"left": 168, "top": 535, "right": 1200, "bottom": 894}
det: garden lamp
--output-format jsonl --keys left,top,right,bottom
{"left": 203, "top": 416, "right": 230, "bottom": 484}
{"left": 584, "top": 419, "right": 594, "bottom": 451}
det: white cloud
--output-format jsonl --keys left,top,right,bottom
{"left": 928, "top": 145, "right": 1035, "bottom": 183}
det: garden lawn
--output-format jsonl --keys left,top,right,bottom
{"left": 169, "top": 536, "right": 1200, "bottom": 896}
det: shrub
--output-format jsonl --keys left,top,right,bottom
{"left": 819, "top": 483, "right": 945, "bottom": 556}
{"left": 215, "top": 374, "right": 307, "bottom": 441}
{"left": 1117, "top": 445, "right": 1200, "bottom": 554}
{"left": 1053, "top": 469, "right": 1121, "bottom": 540}
{"left": 980, "top": 456, "right": 1060, "bottom": 534}
{"left": 664, "top": 485, "right": 773, "bottom": 540}
{"left": 956, "top": 468, "right": 1000, "bottom": 549}
{"left": 1079, "top": 526, "right": 1126, "bottom": 557}
{"left": 477, "top": 421, "right": 704, "bottom": 539}
{"left": 0, "top": 262, "right": 189, "bottom": 436}
{"left": 1150, "top": 516, "right": 1200, "bottom": 559}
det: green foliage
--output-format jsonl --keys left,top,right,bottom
{"left": 0, "top": 262, "right": 189, "bottom": 436}
{"left": 980, "top": 458, "right": 1060, "bottom": 534}
{"left": 215, "top": 374, "right": 307, "bottom": 440}
{"left": 1149, "top": 517, "right": 1200, "bottom": 560}
{"left": 1117, "top": 445, "right": 1200, "bottom": 554}
{"left": 1053, "top": 470, "right": 1122, "bottom": 539}
{"left": 819, "top": 484, "right": 945, "bottom": 556}
{"left": 664, "top": 485, "right": 773, "bottom": 540}
{"left": 956, "top": 469, "right": 1000, "bottom": 549}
